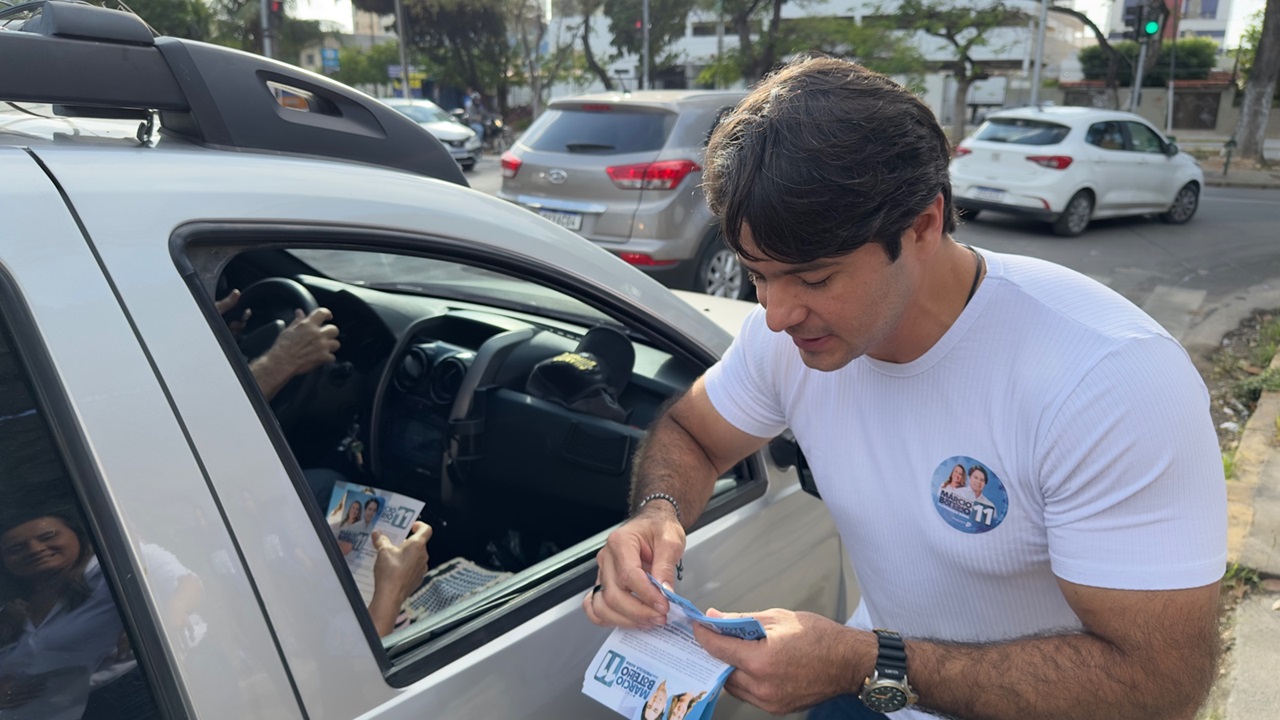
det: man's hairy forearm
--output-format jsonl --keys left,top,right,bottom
{"left": 905, "top": 624, "right": 1218, "bottom": 720}
{"left": 629, "top": 409, "right": 720, "bottom": 526}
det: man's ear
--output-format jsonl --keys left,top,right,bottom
{"left": 905, "top": 193, "right": 947, "bottom": 254}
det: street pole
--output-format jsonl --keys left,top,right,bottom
{"left": 260, "top": 0, "right": 273, "bottom": 59}
{"left": 642, "top": 0, "right": 651, "bottom": 90}
{"left": 1129, "top": 37, "right": 1148, "bottom": 112}
{"left": 715, "top": 0, "right": 725, "bottom": 89}
{"left": 1166, "top": 1, "right": 1181, "bottom": 134}
{"left": 394, "top": 0, "right": 410, "bottom": 100}
{"left": 1029, "top": 0, "right": 1049, "bottom": 106}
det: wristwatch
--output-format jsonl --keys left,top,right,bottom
{"left": 859, "top": 629, "right": 918, "bottom": 713}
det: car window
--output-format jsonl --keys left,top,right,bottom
{"left": 1125, "top": 122, "right": 1165, "bottom": 154}
{"left": 0, "top": 317, "right": 165, "bottom": 719}
{"left": 1085, "top": 121, "right": 1126, "bottom": 151}
{"left": 972, "top": 118, "right": 1071, "bottom": 145}
{"left": 521, "top": 108, "right": 676, "bottom": 155}
{"left": 186, "top": 239, "right": 752, "bottom": 675}
{"left": 390, "top": 103, "right": 453, "bottom": 125}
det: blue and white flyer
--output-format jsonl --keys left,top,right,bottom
{"left": 582, "top": 576, "right": 766, "bottom": 720}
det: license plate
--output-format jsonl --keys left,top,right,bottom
{"left": 535, "top": 209, "right": 582, "bottom": 231}
{"left": 975, "top": 187, "right": 1005, "bottom": 202}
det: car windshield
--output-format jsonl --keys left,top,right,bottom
{"left": 521, "top": 108, "right": 676, "bottom": 155}
{"left": 973, "top": 118, "right": 1071, "bottom": 145}
{"left": 391, "top": 103, "right": 453, "bottom": 124}
{"left": 291, "top": 249, "right": 612, "bottom": 324}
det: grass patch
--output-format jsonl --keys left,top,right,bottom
{"left": 1222, "top": 451, "right": 1236, "bottom": 480}
{"left": 1223, "top": 562, "right": 1261, "bottom": 594}
{"left": 1231, "top": 366, "right": 1280, "bottom": 405}
{"left": 1250, "top": 317, "right": 1280, "bottom": 368}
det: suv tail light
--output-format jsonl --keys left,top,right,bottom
{"left": 500, "top": 151, "right": 522, "bottom": 178}
{"left": 606, "top": 160, "right": 701, "bottom": 190}
{"left": 1026, "top": 155, "right": 1073, "bottom": 170}
{"left": 953, "top": 146, "right": 972, "bottom": 158}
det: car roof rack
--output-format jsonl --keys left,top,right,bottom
{"left": 0, "top": 0, "right": 468, "bottom": 187}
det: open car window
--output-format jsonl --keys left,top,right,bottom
{"left": 185, "top": 237, "right": 757, "bottom": 675}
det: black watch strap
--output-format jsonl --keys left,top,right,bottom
{"left": 873, "top": 629, "right": 909, "bottom": 682}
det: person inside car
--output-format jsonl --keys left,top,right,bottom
{"left": 215, "top": 288, "right": 340, "bottom": 401}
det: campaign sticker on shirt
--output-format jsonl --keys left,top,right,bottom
{"left": 932, "top": 456, "right": 1008, "bottom": 533}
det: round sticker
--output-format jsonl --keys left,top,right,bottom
{"left": 932, "top": 456, "right": 1008, "bottom": 533}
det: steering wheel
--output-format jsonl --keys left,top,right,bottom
{"left": 235, "top": 278, "right": 323, "bottom": 431}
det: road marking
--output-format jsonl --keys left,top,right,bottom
{"left": 1142, "top": 285, "right": 1207, "bottom": 341}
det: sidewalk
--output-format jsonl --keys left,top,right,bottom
{"left": 1215, "top": 310, "right": 1280, "bottom": 719}
{"left": 1171, "top": 132, "right": 1280, "bottom": 189}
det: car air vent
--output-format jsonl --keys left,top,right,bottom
{"left": 395, "top": 346, "right": 429, "bottom": 391}
{"left": 427, "top": 355, "right": 469, "bottom": 405}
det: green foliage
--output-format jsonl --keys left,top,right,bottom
{"left": 1231, "top": 367, "right": 1280, "bottom": 406}
{"left": 121, "top": 0, "right": 215, "bottom": 39}
{"left": 363, "top": 0, "right": 512, "bottom": 94}
{"left": 1236, "top": 9, "right": 1264, "bottom": 85}
{"left": 1250, "top": 316, "right": 1280, "bottom": 368}
{"left": 1079, "top": 38, "right": 1219, "bottom": 87}
{"left": 604, "top": 0, "right": 696, "bottom": 70}
{"left": 1222, "top": 450, "right": 1236, "bottom": 480}
{"left": 775, "top": 16, "right": 927, "bottom": 80}
{"left": 888, "top": 0, "right": 1027, "bottom": 82}
{"left": 331, "top": 42, "right": 404, "bottom": 87}
{"left": 1223, "top": 562, "right": 1260, "bottom": 588}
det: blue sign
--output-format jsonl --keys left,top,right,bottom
{"left": 321, "top": 47, "right": 339, "bottom": 73}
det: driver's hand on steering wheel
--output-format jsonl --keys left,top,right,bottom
{"left": 250, "top": 308, "right": 341, "bottom": 401}
{"left": 215, "top": 289, "right": 251, "bottom": 338}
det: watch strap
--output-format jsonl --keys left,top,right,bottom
{"left": 873, "top": 629, "right": 909, "bottom": 682}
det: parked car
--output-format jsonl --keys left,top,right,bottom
{"left": 950, "top": 106, "right": 1203, "bottom": 236}
{"left": 0, "top": 4, "right": 849, "bottom": 719}
{"left": 497, "top": 90, "right": 754, "bottom": 299}
{"left": 381, "top": 97, "right": 483, "bottom": 171}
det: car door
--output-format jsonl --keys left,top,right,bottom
{"left": 0, "top": 148, "right": 302, "bottom": 719}
{"left": 1122, "top": 121, "right": 1178, "bottom": 209}
{"left": 40, "top": 145, "right": 851, "bottom": 719}
{"left": 1080, "top": 121, "right": 1132, "bottom": 212}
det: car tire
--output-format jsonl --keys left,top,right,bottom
{"left": 958, "top": 207, "right": 981, "bottom": 221}
{"left": 1051, "top": 191, "right": 1093, "bottom": 237}
{"left": 461, "top": 160, "right": 476, "bottom": 172}
{"left": 695, "top": 236, "right": 753, "bottom": 300}
{"left": 1160, "top": 182, "right": 1199, "bottom": 224}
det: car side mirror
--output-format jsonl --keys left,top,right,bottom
{"left": 1165, "top": 142, "right": 1179, "bottom": 157}
{"left": 768, "top": 431, "right": 821, "bottom": 499}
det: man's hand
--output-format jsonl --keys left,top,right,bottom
{"left": 367, "top": 521, "right": 432, "bottom": 637}
{"left": 691, "top": 608, "right": 873, "bottom": 715}
{"left": 214, "top": 289, "right": 251, "bottom": 337}
{"left": 0, "top": 674, "right": 45, "bottom": 709}
{"left": 249, "top": 307, "right": 340, "bottom": 401}
{"left": 583, "top": 505, "right": 686, "bottom": 629}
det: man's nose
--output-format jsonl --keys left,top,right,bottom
{"left": 760, "top": 284, "right": 806, "bottom": 333}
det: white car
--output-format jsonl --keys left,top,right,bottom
{"left": 0, "top": 4, "right": 849, "bottom": 719}
{"left": 381, "top": 97, "right": 483, "bottom": 171}
{"left": 950, "top": 107, "right": 1203, "bottom": 236}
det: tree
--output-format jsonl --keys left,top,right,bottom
{"left": 1048, "top": 4, "right": 1128, "bottom": 109}
{"left": 122, "top": 0, "right": 214, "bottom": 39}
{"left": 1235, "top": 9, "right": 1264, "bottom": 87}
{"left": 206, "top": 0, "right": 326, "bottom": 60}
{"left": 604, "top": 0, "right": 696, "bottom": 83}
{"left": 774, "top": 16, "right": 927, "bottom": 80}
{"left": 331, "top": 41, "right": 403, "bottom": 89}
{"left": 508, "top": 0, "right": 580, "bottom": 116}
{"left": 888, "top": 0, "right": 1026, "bottom": 143}
{"left": 1079, "top": 38, "right": 1216, "bottom": 86}
{"left": 1235, "top": 0, "right": 1279, "bottom": 161}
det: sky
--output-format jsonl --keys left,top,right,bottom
{"left": 291, "top": 0, "right": 1268, "bottom": 50}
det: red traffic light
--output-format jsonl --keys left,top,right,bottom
{"left": 634, "top": 19, "right": 641, "bottom": 29}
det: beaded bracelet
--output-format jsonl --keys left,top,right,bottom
{"left": 638, "top": 492, "right": 682, "bottom": 524}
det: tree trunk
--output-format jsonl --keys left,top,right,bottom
{"left": 581, "top": 11, "right": 614, "bottom": 90}
{"left": 1236, "top": 0, "right": 1279, "bottom": 160}
{"left": 952, "top": 74, "right": 971, "bottom": 145}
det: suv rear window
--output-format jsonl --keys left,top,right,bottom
{"left": 522, "top": 109, "right": 676, "bottom": 155}
{"left": 973, "top": 118, "right": 1070, "bottom": 145}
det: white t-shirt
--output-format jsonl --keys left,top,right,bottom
{"left": 704, "top": 250, "right": 1226, "bottom": 716}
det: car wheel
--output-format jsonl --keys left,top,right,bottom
{"left": 958, "top": 207, "right": 981, "bottom": 221}
{"left": 461, "top": 160, "right": 476, "bottom": 172}
{"left": 695, "top": 237, "right": 753, "bottom": 300}
{"left": 1051, "top": 191, "right": 1093, "bottom": 237}
{"left": 1160, "top": 182, "right": 1199, "bottom": 224}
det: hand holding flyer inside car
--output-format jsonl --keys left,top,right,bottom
{"left": 582, "top": 576, "right": 766, "bottom": 719}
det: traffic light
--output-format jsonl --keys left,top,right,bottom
{"left": 1142, "top": 15, "right": 1161, "bottom": 37}
{"left": 1121, "top": 3, "right": 1146, "bottom": 41}
{"left": 268, "top": 0, "right": 284, "bottom": 28}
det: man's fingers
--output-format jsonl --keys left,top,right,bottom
{"left": 308, "top": 307, "right": 334, "bottom": 325}
{"left": 214, "top": 289, "right": 241, "bottom": 314}
{"left": 371, "top": 530, "right": 393, "bottom": 551}
{"left": 407, "top": 521, "right": 433, "bottom": 545}
{"left": 691, "top": 622, "right": 751, "bottom": 667}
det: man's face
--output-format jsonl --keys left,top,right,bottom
{"left": 738, "top": 227, "right": 916, "bottom": 371}
{"left": 364, "top": 501, "right": 379, "bottom": 524}
{"left": 969, "top": 469, "right": 987, "bottom": 496}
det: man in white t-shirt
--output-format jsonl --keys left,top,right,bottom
{"left": 583, "top": 56, "right": 1225, "bottom": 720}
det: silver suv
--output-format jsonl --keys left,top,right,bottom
{"left": 498, "top": 90, "right": 753, "bottom": 299}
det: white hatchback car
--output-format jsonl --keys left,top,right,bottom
{"left": 381, "top": 97, "right": 483, "bottom": 171}
{"left": 950, "top": 107, "right": 1203, "bottom": 236}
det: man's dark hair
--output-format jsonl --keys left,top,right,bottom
{"left": 968, "top": 465, "right": 988, "bottom": 482}
{"left": 703, "top": 55, "right": 956, "bottom": 265}
{"left": 364, "top": 498, "right": 381, "bottom": 510}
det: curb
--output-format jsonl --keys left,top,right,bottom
{"left": 1204, "top": 178, "right": 1280, "bottom": 190}
{"left": 1227, "top": 349, "right": 1280, "bottom": 576}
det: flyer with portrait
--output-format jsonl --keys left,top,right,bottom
{"left": 582, "top": 576, "right": 766, "bottom": 719}
{"left": 325, "top": 481, "right": 425, "bottom": 604}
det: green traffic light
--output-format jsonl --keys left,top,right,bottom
{"left": 1144, "top": 20, "right": 1160, "bottom": 34}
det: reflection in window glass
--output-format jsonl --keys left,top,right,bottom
{"left": 973, "top": 118, "right": 1070, "bottom": 146}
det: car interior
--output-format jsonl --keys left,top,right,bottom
{"left": 196, "top": 242, "right": 746, "bottom": 652}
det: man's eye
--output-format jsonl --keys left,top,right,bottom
{"left": 745, "top": 271, "right": 762, "bottom": 285}
{"left": 801, "top": 275, "right": 832, "bottom": 288}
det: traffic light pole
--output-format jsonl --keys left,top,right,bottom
{"left": 260, "top": 0, "right": 273, "bottom": 58}
{"left": 1129, "top": 37, "right": 1148, "bottom": 112}
{"left": 642, "top": 0, "right": 650, "bottom": 90}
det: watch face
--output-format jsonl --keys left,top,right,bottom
{"left": 862, "top": 685, "right": 909, "bottom": 713}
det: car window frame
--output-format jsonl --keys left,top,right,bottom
{"left": 1085, "top": 121, "right": 1127, "bottom": 152}
{"left": 0, "top": 266, "right": 190, "bottom": 719}
{"left": 171, "top": 222, "right": 768, "bottom": 686}
{"left": 1122, "top": 121, "right": 1166, "bottom": 155}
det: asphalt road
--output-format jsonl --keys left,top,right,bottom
{"left": 464, "top": 155, "right": 1280, "bottom": 343}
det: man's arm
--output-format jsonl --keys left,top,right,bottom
{"left": 695, "top": 578, "right": 1221, "bottom": 720}
{"left": 249, "top": 308, "right": 340, "bottom": 401}
{"left": 367, "top": 521, "right": 432, "bottom": 637}
{"left": 584, "top": 377, "right": 771, "bottom": 629}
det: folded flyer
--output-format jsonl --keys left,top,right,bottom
{"left": 583, "top": 576, "right": 766, "bottom": 720}
{"left": 325, "top": 481, "right": 426, "bottom": 604}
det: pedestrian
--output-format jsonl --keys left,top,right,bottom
{"left": 584, "top": 55, "right": 1225, "bottom": 720}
